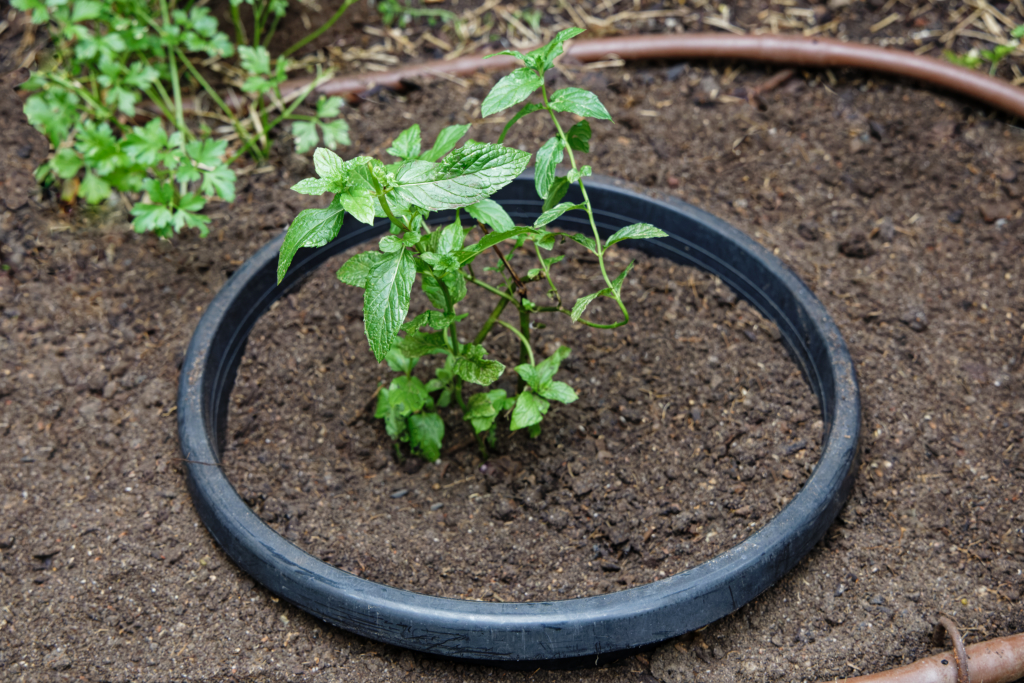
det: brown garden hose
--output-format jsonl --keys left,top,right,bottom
{"left": 830, "top": 627, "right": 1024, "bottom": 683}
{"left": 283, "top": 33, "right": 1024, "bottom": 119}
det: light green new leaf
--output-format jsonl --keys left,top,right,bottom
{"left": 605, "top": 222, "right": 669, "bottom": 247}
{"left": 408, "top": 412, "right": 444, "bottom": 462}
{"left": 52, "top": 148, "right": 83, "bottom": 179}
{"left": 388, "top": 376, "right": 428, "bottom": 414}
{"left": 566, "top": 120, "right": 591, "bottom": 153}
{"left": 567, "top": 165, "right": 591, "bottom": 185}
{"left": 336, "top": 251, "right": 385, "bottom": 288}
{"left": 387, "top": 124, "right": 421, "bottom": 160}
{"left": 420, "top": 124, "right": 471, "bottom": 162}
{"left": 292, "top": 120, "right": 319, "bottom": 154}
{"left": 202, "top": 165, "right": 236, "bottom": 202}
{"left": 391, "top": 144, "right": 531, "bottom": 210}
{"left": 498, "top": 102, "right": 543, "bottom": 144}
{"left": 549, "top": 88, "right": 612, "bottom": 121}
{"left": 397, "top": 331, "right": 449, "bottom": 358}
{"left": 320, "top": 119, "right": 350, "bottom": 150}
{"left": 402, "top": 310, "right": 466, "bottom": 332}
{"left": 534, "top": 136, "right": 563, "bottom": 200}
{"left": 338, "top": 189, "right": 376, "bottom": 226}
{"left": 539, "top": 381, "right": 577, "bottom": 404}
{"left": 385, "top": 348, "right": 417, "bottom": 375}
{"left": 525, "top": 26, "right": 585, "bottom": 72}
{"left": 569, "top": 233, "right": 598, "bottom": 254}
{"left": 436, "top": 221, "right": 464, "bottom": 254}
{"left": 533, "top": 202, "right": 584, "bottom": 228}
{"left": 81, "top": 171, "right": 111, "bottom": 204}
{"left": 453, "top": 345, "right": 505, "bottom": 386}
{"left": 71, "top": 0, "right": 103, "bottom": 22}
{"left": 465, "top": 389, "right": 511, "bottom": 434}
{"left": 609, "top": 260, "right": 635, "bottom": 297}
{"left": 364, "top": 249, "right": 417, "bottom": 362}
{"left": 313, "top": 147, "right": 346, "bottom": 182}
{"left": 316, "top": 95, "right": 344, "bottom": 119}
{"left": 421, "top": 270, "right": 466, "bottom": 310}
{"left": 238, "top": 45, "right": 271, "bottom": 75}
{"left": 277, "top": 201, "right": 346, "bottom": 283}
{"left": 466, "top": 198, "right": 515, "bottom": 232}
{"left": 510, "top": 391, "right": 550, "bottom": 431}
{"left": 481, "top": 67, "right": 544, "bottom": 118}
{"left": 571, "top": 288, "right": 609, "bottom": 322}
{"left": 291, "top": 177, "right": 340, "bottom": 195}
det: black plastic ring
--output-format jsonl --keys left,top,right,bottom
{"left": 178, "top": 176, "right": 860, "bottom": 667}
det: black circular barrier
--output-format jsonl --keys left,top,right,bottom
{"left": 177, "top": 175, "right": 860, "bottom": 668}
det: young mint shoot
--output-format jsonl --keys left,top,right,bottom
{"left": 277, "top": 29, "right": 668, "bottom": 462}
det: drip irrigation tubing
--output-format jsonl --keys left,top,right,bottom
{"left": 283, "top": 33, "right": 1024, "bottom": 119}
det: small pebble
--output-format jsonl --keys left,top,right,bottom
{"left": 429, "top": 502, "right": 443, "bottom": 511}
{"left": 390, "top": 489, "right": 409, "bottom": 499}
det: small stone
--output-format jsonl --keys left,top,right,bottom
{"left": 781, "top": 469, "right": 796, "bottom": 480}
{"left": 102, "top": 380, "right": 118, "bottom": 399}
{"left": 900, "top": 310, "right": 928, "bottom": 332}
{"left": 600, "top": 561, "right": 621, "bottom": 572}
{"left": 44, "top": 649, "right": 72, "bottom": 671}
{"left": 390, "top": 489, "right": 409, "bottom": 499}
{"left": 854, "top": 505, "right": 868, "bottom": 515}
{"left": 997, "top": 164, "right": 1018, "bottom": 183}
{"left": 797, "top": 221, "right": 820, "bottom": 241}
{"left": 429, "top": 502, "right": 443, "bottom": 511}
{"left": 868, "top": 594, "right": 886, "bottom": 605}
{"left": 732, "top": 505, "right": 752, "bottom": 517}
{"left": 770, "top": 634, "right": 785, "bottom": 648}
{"left": 141, "top": 377, "right": 172, "bottom": 408}
{"left": 947, "top": 209, "right": 964, "bottom": 224}
{"left": 980, "top": 203, "right": 1014, "bottom": 223}
{"left": 835, "top": 583, "right": 846, "bottom": 597}
{"left": 492, "top": 498, "right": 516, "bottom": 521}
{"left": 545, "top": 508, "right": 569, "bottom": 530}
{"left": 666, "top": 175, "right": 680, "bottom": 188}
{"left": 839, "top": 234, "right": 875, "bottom": 258}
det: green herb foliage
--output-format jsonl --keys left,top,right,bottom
{"left": 14, "top": 0, "right": 355, "bottom": 237}
{"left": 945, "top": 25, "right": 1024, "bottom": 76}
{"left": 278, "top": 29, "right": 668, "bottom": 460}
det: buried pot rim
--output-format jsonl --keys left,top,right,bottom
{"left": 177, "top": 174, "right": 860, "bottom": 668}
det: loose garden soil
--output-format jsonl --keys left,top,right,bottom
{"left": 2, "top": 3, "right": 1024, "bottom": 681}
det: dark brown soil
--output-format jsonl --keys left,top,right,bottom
{"left": 3, "top": 4, "right": 1024, "bottom": 682}
{"left": 228, "top": 240, "right": 820, "bottom": 601}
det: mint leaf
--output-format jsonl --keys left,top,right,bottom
{"left": 402, "top": 310, "right": 466, "bottom": 332}
{"left": 534, "top": 136, "right": 563, "bottom": 200}
{"left": 498, "top": 102, "right": 543, "bottom": 144}
{"left": 387, "top": 124, "right": 421, "bottom": 160}
{"left": 481, "top": 67, "right": 543, "bottom": 118}
{"left": 549, "top": 88, "right": 612, "bottom": 120}
{"left": 292, "top": 120, "right": 319, "bottom": 154}
{"left": 525, "top": 26, "right": 585, "bottom": 72}
{"left": 291, "top": 177, "right": 340, "bottom": 195}
{"left": 388, "top": 376, "right": 428, "bottom": 414}
{"left": 605, "top": 222, "right": 668, "bottom": 247}
{"left": 337, "top": 189, "right": 376, "bottom": 226}
{"left": 420, "top": 124, "right": 471, "bottom": 162}
{"left": 336, "top": 251, "right": 385, "bottom": 288}
{"left": 364, "top": 249, "right": 416, "bottom": 362}
{"left": 539, "top": 381, "right": 577, "bottom": 404}
{"left": 422, "top": 270, "right": 466, "bottom": 310}
{"left": 569, "top": 233, "right": 597, "bottom": 254}
{"left": 566, "top": 120, "right": 591, "bottom": 152}
{"left": 408, "top": 412, "right": 444, "bottom": 462}
{"left": 567, "top": 165, "right": 592, "bottom": 185}
{"left": 465, "top": 389, "right": 511, "bottom": 434}
{"left": 391, "top": 143, "right": 530, "bottom": 210}
{"left": 571, "top": 288, "right": 609, "bottom": 322}
{"left": 533, "top": 202, "right": 584, "bottom": 228}
{"left": 510, "top": 391, "right": 550, "bottom": 431}
{"left": 466, "top": 198, "right": 515, "bottom": 232}
{"left": 385, "top": 348, "right": 417, "bottom": 375}
{"left": 397, "top": 330, "right": 449, "bottom": 358}
{"left": 453, "top": 344, "right": 505, "bottom": 385}
{"left": 313, "top": 147, "right": 346, "bottom": 181}
{"left": 456, "top": 226, "right": 539, "bottom": 264}
{"left": 277, "top": 201, "right": 346, "bottom": 283}
{"left": 542, "top": 176, "right": 570, "bottom": 212}
{"left": 609, "top": 260, "right": 635, "bottom": 297}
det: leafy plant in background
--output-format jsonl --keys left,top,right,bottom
{"left": 945, "top": 25, "right": 1024, "bottom": 76}
{"left": 277, "top": 29, "right": 668, "bottom": 461}
{"left": 375, "top": 0, "right": 459, "bottom": 29}
{"left": 13, "top": 0, "right": 356, "bottom": 238}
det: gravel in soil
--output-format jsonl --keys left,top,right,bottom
{"left": 3, "top": 29, "right": 1024, "bottom": 683}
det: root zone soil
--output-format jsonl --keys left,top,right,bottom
{"left": 2, "top": 33, "right": 1024, "bottom": 683}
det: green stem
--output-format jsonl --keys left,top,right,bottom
{"left": 252, "top": 0, "right": 264, "bottom": 46}
{"left": 435, "top": 276, "right": 460, "bottom": 356}
{"left": 230, "top": 3, "right": 248, "bottom": 45}
{"left": 464, "top": 271, "right": 518, "bottom": 306}
{"left": 228, "top": 77, "right": 319, "bottom": 163}
{"left": 473, "top": 294, "right": 511, "bottom": 345}
{"left": 174, "top": 48, "right": 254, "bottom": 151}
{"left": 282, "top": 0, "right": 361, "bottom": 57}
{"left": 262, "top": 11, "right": 283, "bottom": 48}
{"left": 49, "top": 75, "right": 112, "bottom": 118}
{"left": 494, "top": 320, "right": 534, "bottom": 367}
{"left": 532, "top": 241, "right": 560, "bottom": 305}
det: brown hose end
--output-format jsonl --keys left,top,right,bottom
{"left": 936, "top": 616, "right": 971, "bottom": 683}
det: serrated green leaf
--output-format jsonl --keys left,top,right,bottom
{"left": 567, "top": 166, "right": 592, "bottom": 185}
{"left": 313, "top": 147, "right": 346, "bottom": 181}
{"left": 465, "top": 389, "right": 510, "bottom": 434}
{"left": 453, "top": 345, "right": 505, "bottom": 386}
{"left": 422, "top": 270, "right": 466, "bottom": 310}
{"left": 465, "top": 198, "right": 515, "bottom": 233}
{"left": 186, "top": 138, "right": 228, "bottom": 168}
{"left": 320, "top": 119, "right": 350, "bottom": 150}
{"left": 71, "top": 0, "right": 103, "bottom": 22}
{"left": 123, "top": 119, "right": 168, "bottom": 167}
{"left": 534, "top": 136, "right": 563, "bottom": 200}
{"left": 397, "top": 330, "right": 449, "bottom": 358}
{"left": 80, "top": 171, "right": 111, "bottom": 204}
{"left": 238, "top": 45, "right": 271, "bottom": 75}
{"left": 277, "top": 201, "right": 346, "bottom": 283}
{"left": 609, "top": 260, "right": 635, "bottom": 297}
{"left": 338, "top": 189, "right": 376, "bottom": 226}
{"left": 402, "top": 310, "right": 467, "bottom": 332}
{"left": 52, "top": 148, "right": 83, "bottom": 179}
{"left": 436, "top": 221, "right": 464, "bottom": 254}
{"left": 571, "top": 289, "right": 609, "bottom": 322}
{"left": 202, "top": 164, "right": 236, "bottom": 202}
{"left": 497, "top": 102, "right": 543, "bottom": 144}
{"left": 364, "top": 249, "right": 416, "bottom": 362}
{"left": 605, "top": 222, "right": 668, "bottom": 247}
{"left": 388, "top": 376, "right": 428, "bottom": 414}
{"left": 336, "top": 251, "right": 385, "bottom": 288}
{"left": 566, "top": 120, "right": 591, "bottom": 153}
{"left": 510, "top": 391, "right": 550, "bottom": 431}
{"left": 291, "top": 177, "right": 340, "bottom": 195}
{"left": 316, "top": 95, "right": 344, "bottom": 119}
{"left": 539, "top": 380, "right": 577, "bottom": 404}
{"left": 525, "top": 26, "right": 585, "bottom": 72}
{"left": 455, "top": 226, "right": 539, "bottom": 264}
{"left": 387, "top": 124, "right": 421, "bottom": 160}
{"left": 549, "top": 88, "right": 612, "bottom": 121}
{"left": 131, "top": 201, "right": 173, "bottom": 234}
{"left": 385, "top": 348, "right": 417, "bottom": 375}
{"left": 533, "top": 202, "right": 584, "bottom": 228}
{"left": 408, "top": 412, "right": 444, "bottom": 462}
{"left": 420, "top": 124, "right": 471, "bottom": 162}
{"left": 391, "top": 144, "right": 530, "bottom": 210}
{"left": 481, "top": 67, "right": 543, "bottom": 118}
{"left": 542, "top": 176, "right": 570, "bottom": 212}
{"left": 379, "top": 231, "right": 419, "bottom": 253}
{"left": 569, "top": 233, "right": 597, "bottom": 253}
{"left": 292, "top": 120, "right": 319, "bottom": 154}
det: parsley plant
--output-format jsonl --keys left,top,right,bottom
{"left": 277, "top": 29, "right": 668, "bottom": 462}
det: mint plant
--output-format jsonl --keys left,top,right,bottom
{"left": 277, "top": 29, "right": 667, "bottom": 461}
{"left": 13, "top": 0, "right": 355, "bottom": 237}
